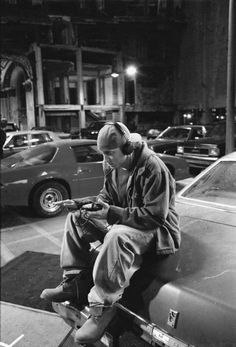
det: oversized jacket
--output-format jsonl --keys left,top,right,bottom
{"left": 98, "top": 141, "right": 181, "bottom": 255}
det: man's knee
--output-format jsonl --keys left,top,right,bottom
{"left": 103, "top": 225, "right": 130, "bottom": 245}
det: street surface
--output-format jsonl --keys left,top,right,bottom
{"left": 1, "top": 206, "right": 67, "bottom": 268}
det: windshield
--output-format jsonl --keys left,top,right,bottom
{"left": 158, "top": 127, "right": 190, "bottom": 140}
{"left": 1, "top": 144, "right": 56, "bottom": 169}
{"left": 182, "top": 161, "right": 236, "bottom": 207}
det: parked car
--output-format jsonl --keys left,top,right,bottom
{"left": 176, "top": 121, "right": 236, "bottom": 172}
{"left": 81, "top": 120, "right": 107, "bottom": 139}
{"left": 156, "top": 152, "right": 189, "bottom": 180}
{"left": 31, "top": 126, "right": 71, "bottom": 139}
{"left": 1, "top": 139, "right": 104, "bottom": 217}
{"left": 3, "top": 121, "right": 20, "bottom": 132}
{"left": 3, "top": 130, "right": 60, "bottom": 158}
{"left": 146, "top": 123, "right": 169, "bottom": 140}
{"left": 53, "top": 151, "right": 236, "bottom": 347}
{"left": 1, "top": 139, "right": 189, "bottom": 218}
{"left": 148, "top": 124, "right": 212, "bottom": 155}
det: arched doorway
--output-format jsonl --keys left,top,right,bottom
{"left": 1, "top": 55, "right": 35, "bottom": 130}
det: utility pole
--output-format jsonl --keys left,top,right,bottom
{"left": 226, "top": 0, "right": 235, "bottom": 153}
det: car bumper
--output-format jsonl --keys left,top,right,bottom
{"left": 176, "top": 154, "right": 218, "bottom": 168}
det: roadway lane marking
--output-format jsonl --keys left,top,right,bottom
{"left": 1, "top": 217, "right": 66, "bottom": 233}
{"left": 0, "top": 241, "right": 15, "bottom": 265}
{"left": 10, "top": 215, "right": 63, "bottom": 248}
{"left": 5, "top": 229, "right": 64, "bottom": 245}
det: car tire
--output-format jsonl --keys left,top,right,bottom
{"left": 31, "top": 181, "right": 69, "bottom": 218}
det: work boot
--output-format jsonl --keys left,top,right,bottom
{"left": 40, "top": 272, "right": 93, "bottom": 306}
{"left": 74, "top": 306, "right": 116, "bottom": 344}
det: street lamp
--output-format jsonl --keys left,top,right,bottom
{"left": 125, "top": 65, "right": 137, "bottom": 77}
{"left": 111, "top": 71, "right": 119, "bottom": 78}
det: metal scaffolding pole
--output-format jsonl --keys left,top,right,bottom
{"left": 226, "top": 0, "right": 236, "bottom": 153}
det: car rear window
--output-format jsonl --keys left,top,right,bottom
{"left": 72, "top": 144, "right": 103, "bottom": 162}
{"left": 182, "top": 161, "right": 236, "bottom": 207}
{"left": 30, "top": 133, "right": 54, "bottom": 145}
{"left": 1, "top": 144, "right": 56, "bottom": 168}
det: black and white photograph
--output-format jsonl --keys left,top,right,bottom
{"left": 0, "top": 0, "right": 235, "bottom": 346}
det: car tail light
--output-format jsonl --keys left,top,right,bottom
{"left": 209, "top": 146, "right": 220, "bottom": 157}
{"left": 177, "top": 146, "right": 184, "bottom": 154}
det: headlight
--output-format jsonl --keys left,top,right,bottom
{"left": 209, "top": 147, "right": 220, "bottom": 157}
{"left": 177, "top": 146, "right": 184, "bottom": 154}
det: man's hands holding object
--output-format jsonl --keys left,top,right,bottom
{"left": 53, "top": 199, "right": 109, "bottom": 219}
{"left": 82, "top": 200, "right": 109, "bottom": 219}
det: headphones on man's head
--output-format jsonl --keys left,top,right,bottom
{"left": 107, "top": 122, "right": 134, "bottom": 155}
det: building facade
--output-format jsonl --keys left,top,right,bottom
{"left": 0, "top": 0, "right": 235, "bottom": 132}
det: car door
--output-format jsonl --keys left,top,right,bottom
{"left": 71, "top": 144, "right": 104, "bottom": 197}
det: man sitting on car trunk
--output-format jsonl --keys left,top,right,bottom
{"left": 40, "top": 122, "right": 181, "bottom": 345}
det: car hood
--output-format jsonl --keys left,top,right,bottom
{"left": 148, "top": 138, "right": 180, "bottom": 146}
{"left": 124, "top": 200, "right": 236, "bottom": 346}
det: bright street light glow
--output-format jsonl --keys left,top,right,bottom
{"left": 111, "top": 72, "right": 119, "bottom": 78}
{"left": 126, "top": 65, "right": 137, "bottom": 76}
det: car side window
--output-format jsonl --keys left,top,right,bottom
{"left": 8, "top": 135, "right": 28, "bottom": 148}
{"left": 72, "top": 145, "right": 103, "bottom": 163}
{"left": 191, "top": 128, "right": 204, "bottom": 139}
{"left": 31, "top": 133, "right": 53, "bottom": 145}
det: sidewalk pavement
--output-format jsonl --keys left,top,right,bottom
{"left": 0, "top": 301, "right": 75, "bottom": 347}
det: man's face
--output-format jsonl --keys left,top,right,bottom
{"left": 101, "top": 147, "right": 126, "bottom": 169}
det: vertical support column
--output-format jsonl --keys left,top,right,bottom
{"left": 76, "top": 47, "right": 85, "bottom": 129}
{"left": 25, "top": 82, "right": 36, "bottom": 129}
{"left": 60, "top": 75, "right": 70, "bottom": 104}
{"left": 226, "top": 0, "right": 235, "bottom": 154}
{"left": 96, "top": 75, "right": 100, "bottom": 104}
{"left": 100, "top": 77, "right": 106, "bottom": 118}
{"left": 117, "top": 53, "right": 125, "bottom": 123}
{"left": 33, "top": 43, "right": 45, "bottom": 126}
{"left": 47, "top": 76, "right": 56, "bottom": 104}
{"left": 200, "top": 2, "right": 211, "bottom": 125}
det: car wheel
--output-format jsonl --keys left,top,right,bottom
{"left": 32, "top": 182, "right": 69, "bottom": 218}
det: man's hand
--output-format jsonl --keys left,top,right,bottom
{"left": 53, "top": 199, "right": 77, "bottom": 210}
{"left": 82, "top": 199, "right": 109, "bottom": 219}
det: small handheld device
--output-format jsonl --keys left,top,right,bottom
{"left": 81, "top": 202, "right": 103, "bottom": 211}
{"left": 53, "top": 199, "right": 75, "bottom": 207}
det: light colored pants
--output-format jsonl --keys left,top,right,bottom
{"left": 60, "top": 212, "right": 156, "bottom": 313}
